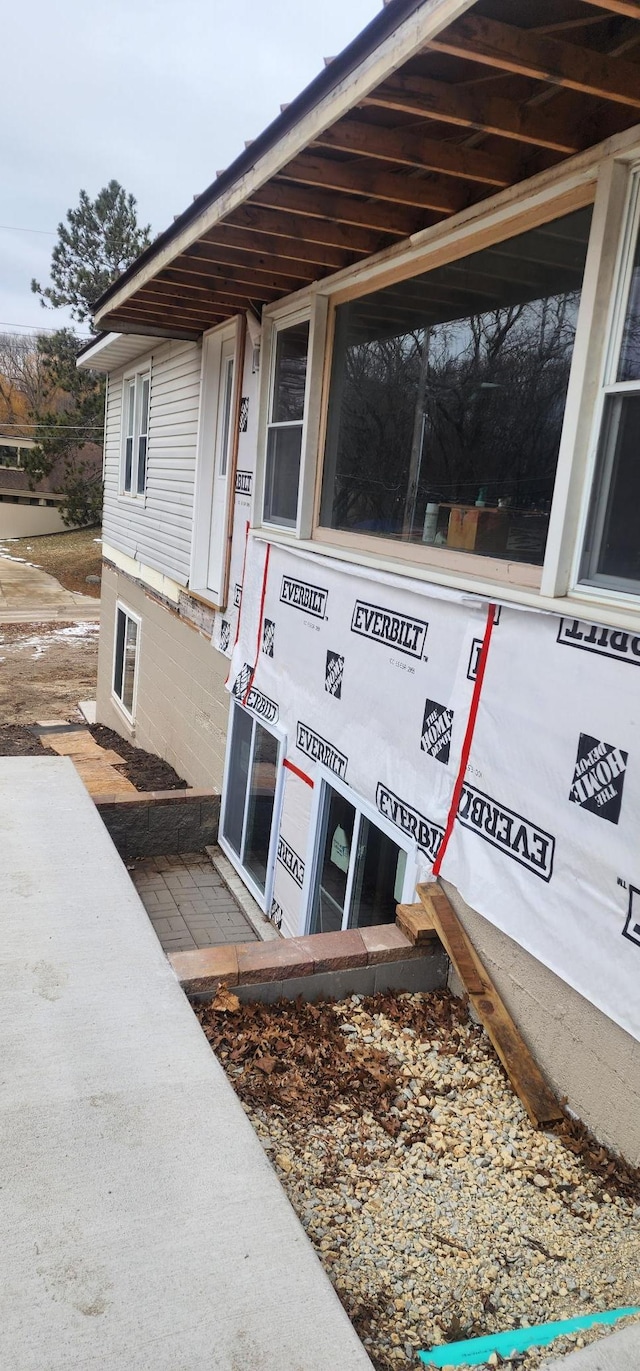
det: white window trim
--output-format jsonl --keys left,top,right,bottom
{"left": 253, "top": 299, "right": 322, "bottom": 538}
{"left": 111, "top": 601, "right": 141, "bottom": 725}
{"left": 218, "top": 699, "right": 287, "bottom": 914}
{"left": 190, "top": 318, "right": 241, "bottom": 607}
{"left": 119, "top": 363, "right": 151, "bottom": 501}
{"left": 300, "top": 765, "right": 418, "bottom": 936}
{"left": 569, "top": 162, "right": 640, "bottom": 598}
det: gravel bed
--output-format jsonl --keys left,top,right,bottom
{"left": 199, "top": 990, "right": 640, "bottom": 1371}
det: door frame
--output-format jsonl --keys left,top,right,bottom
{"left": 190, "top": 316, "right": 243, "bottom": 608}
{"left": 300, "top": 766, "right": 418, "bottom": 935}
{"left": 218, "top": 698, "right": 287, "bottom": 913}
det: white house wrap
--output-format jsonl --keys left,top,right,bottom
{"left": 227, "top": 537, "right": 640, "bottom": 1043}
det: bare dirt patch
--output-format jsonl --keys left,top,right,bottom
{"left": 0, "top": 620, "right": 99, "bottom": 723}
{"left": 199, "top": 991, "right": 640, "bottom": 1371}
{"left": 89, "top": 724, "right": 186, "bottom": 791}
{"left": 0, "top": 527, "right": 102, "bottom": 597}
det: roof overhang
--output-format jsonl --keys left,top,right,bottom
{"left": 93, "top": 0, "right": 640, "bottom": 340}
{"left": 76, "top": 331, "right": 172, "bottom": 372}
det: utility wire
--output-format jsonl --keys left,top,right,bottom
{"left": 0, "top": 321, "right": 92, "bottom": 336}
{"left": 0, "top": 224, "right": 56, "bottom": 235}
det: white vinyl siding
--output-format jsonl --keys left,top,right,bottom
{"left": 102, "top": 340, "right": 202, "bottom": 584}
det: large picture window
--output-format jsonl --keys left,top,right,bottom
{"left": 581, "top": 183, "right": 640, "bottom": 595}
{"left": 320, "top": 208, "right": 592, "bottom": 567}
{"left": 263, "top": 318, "right": 309, "bottom": 527}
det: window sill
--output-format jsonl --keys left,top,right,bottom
{"left": 111, "top": 692, "right": 135, "bottom": 728}
{"left": 251, "top": 526, "right": 640, "bottom": 633}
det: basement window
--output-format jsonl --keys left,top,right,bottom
{"left": 112, "top": 603, "right": 140, "bottom": 720}
{"left": 122, "top": 368, "right": 151, "bottom": 496}
{"left": 580, "top": 177, "right": 640, "bottom": 596}
{"left": 320, "top": 207, "right": 593, "bottom": 570}
{"left": 263, "top": 317, "right": 309, "bottom": 528}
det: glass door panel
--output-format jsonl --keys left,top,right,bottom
{"left": 309, "top": 788, "right": 356, "bottom": 934}
{"left": 244, "top": 723, "right": 279, "bottom": 893}
{"left": 222, "top": 704, "right": 253, "bottom": 857}
{"left": 349, "top": 818, "right": 405, "bottom": 928}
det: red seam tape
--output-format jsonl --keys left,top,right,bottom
{"left": 283, "top": 759, "right": 314, "bottom": 788}
{"left": 433, "top": 602, "right": 496, "bottom": 877}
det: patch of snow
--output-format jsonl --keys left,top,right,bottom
{"left": 0, "top": 551, "right": 38, "bottom": 567}
{"left": 57, "top": 623, "right": 100, "bottom": 639}
{"left": 93, "top": 538, "right": 102, "bottom": 544}
{"left": 4, "top": 622, "right": 100, "bottom": 658}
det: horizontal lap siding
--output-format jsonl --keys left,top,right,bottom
{"left": 102, "top": 340, "right": 202, "bottom": 584}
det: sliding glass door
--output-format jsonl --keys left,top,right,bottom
{"left": 307, "top": 777, "right": 413, "bottom": 934}
{"left": 221, "top": 701, "right": 282, "bottom": 908}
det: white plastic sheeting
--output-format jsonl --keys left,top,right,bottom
{"left": 220, "top": 535, "right": 640, "bottom": 1043}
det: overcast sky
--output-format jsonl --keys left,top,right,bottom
{"left": 1, "top": 0, "right": 380, "bottom": 338}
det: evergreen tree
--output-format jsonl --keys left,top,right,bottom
{"left": 26, "top": 182, "right": 152, "bottom": 525}
{"left": 31, "top": 180, "right": 151, "bottom": 322}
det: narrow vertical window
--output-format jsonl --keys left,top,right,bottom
{"left": 122, "top": 369, "right": 151, "bottom": 496}
{"left": 113, "top": 605, "right": 139, "bottom": 719}
{"left": 263, "top": 319, "right": 309, "bottom": 527}
{"left": 581, "top": 183, "right": 640, "bottom": 594}
{"left": 137, "top": 375, "right": 150, "bottom": 494}
{"left": 219, "top": 356, "right": 234, "bottom": 478}
{"left": 124, "top": 379, "right": 136, "bottom": 493}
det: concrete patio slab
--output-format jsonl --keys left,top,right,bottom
{"left": 542, "top": 1324, "right": 640, "bottom": 1369}
{"left": 0, "top": 756, "right": 373, "bottom": 1371}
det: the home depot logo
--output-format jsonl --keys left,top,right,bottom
{"left": 280, "top": 576, "right": 328, "bottom": 618}
{"left": 262, "top": 618, "right": 275, "bottom": 657}
{"left": 457, "top": 784, "right": 555, "bottom": 881}
{"left": 325, "top": 651, "right": 344, "bottom": 698}
{"left": 569, "top": 734, "right": 628, "bottom": 825}
{"left": 421, "top": 699, "right": 453, "bottom": 764}
{"left": 277, "top": 836, "right": 305, "bottom": 888}
{"left": 296, "top": 722, "right": 347, "bottom": 778}
{"left": 351, "top": 600, "right": 428, "bottom": 659}
{"left": 270, "top": 897, "right": 284, "bottom": 931}
{"left": 239, "top": 396, "right": 249, "bottom": 432}
{"left": 232, "top": 663, "right": 252, "bottom": 700}
{"left": 557, "top": 618, "right": 640, "bottom": 666}
{"left": 235, "top": 470, "right": 252, "bottom": 495}
{"left": 219, "top": 619, "right": 230, "bottom": 653}
{"left": 233, "top": 583, "right": 242, "bottom": 608}
{"left": 376, "top": 783, "right": 444, "bottom": 864}
{"left": 232, "top": 663, "right": 278, "bottom": 723}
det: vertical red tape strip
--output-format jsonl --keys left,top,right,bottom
{"left": 242, "top": 542, "right": 271, "bottom": 705}
{"left": 433, "top": 601, "right": 497, "bottom": 877}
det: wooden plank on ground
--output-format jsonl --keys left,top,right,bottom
{"left": 417, "top": 883, "right": 562, "bottom": 1128}
{"left": 395, "top": 902, "right": 438, "bottom": 945}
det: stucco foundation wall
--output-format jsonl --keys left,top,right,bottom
{"left": 442, "top": 879, "right": 640, "bottom": 1165}
{"left": 96, "top": 564, "right": 230, "bottom": 790}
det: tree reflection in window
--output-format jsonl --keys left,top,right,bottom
{"left": 321, "top": 207, "right": 593, "bottom": 566}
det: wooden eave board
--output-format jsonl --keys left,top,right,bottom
{"left": 98, "top": 0, "right": 640, "bottom": 337}
{"left": 417, "top": 883, "right": 563, "bottom": 1128}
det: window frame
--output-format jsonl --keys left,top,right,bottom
{"left": 311, "top": 191, "right": 599, "bottom": 593}
{"left": 301, "top": 766, "right": 418, "bottom": 936}
{"left": 218, "top": 698, "right": 287, "bottom": 913}
{"left": 255, "top": 295, "right": 328, "bottom": 538}
{"left": 120, "top": 364, "right": 151, "bottom": 499}
{"left": 111, "top": 601, "right": 141, "bottom": 724}
{"left": 190, "top": 317, "right": 243, "bottom": 609}
{"left": 575, "top": 164, "right": 640, "bottom": 600}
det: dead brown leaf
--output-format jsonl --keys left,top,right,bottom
{"left": 212, "top": 984, "right": 240, "bottom": 1013}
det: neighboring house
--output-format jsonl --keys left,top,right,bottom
{"left": 0, "top": 436, "right": 102, "bottom": 537}
{"left": 79, "top": 0, "right": 640, "bottom": 1161}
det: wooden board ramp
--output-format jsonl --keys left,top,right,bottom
{"left": 413, "top": 883, "right": 563, "bottom": 1129}
{"left": 395, "top": 902, "right": 439, "bottom": 945}
{"left": 41, "top": 728, "right": 137, "bottom": 798}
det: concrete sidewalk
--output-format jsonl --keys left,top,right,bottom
{"left": 0, "top": 756, "right": 372, "bottom": 1371}
{"left": 543, "top": 1324, "right": 640, "bottom": 1369}
{"left": 0, "top": 552, "right": 100, "bottom": 621}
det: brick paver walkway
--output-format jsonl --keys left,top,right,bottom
{"left": 130, "top": 852, "right": 258, "bottom": 953}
